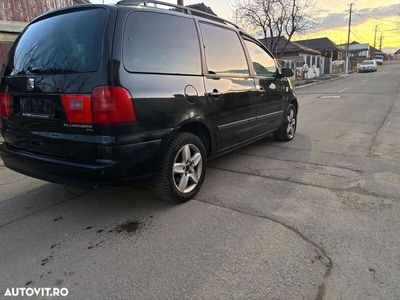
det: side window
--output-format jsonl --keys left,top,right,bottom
{"left": 123, "top": 12, "right": 201, "bottom": 75}
{"left": 244, "top": 40, "right": 277, "bottom": 77}
{"left": 200, "top": 23, "right": 249, "bottom": 76}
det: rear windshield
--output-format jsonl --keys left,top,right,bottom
{"left": 10, "top": 8, "right": 106, "bottom": 76}
{"left": 362, "top": 61, "right": 374, "bottom": 65}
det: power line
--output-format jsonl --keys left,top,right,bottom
{"left": 224, "top": 0, "right": 235, "bottom": 10}
{"left": 312, "top": 21, "right": 340, "bottom": 30}
{"left": 353, "top": 12, "right": 400, "bottom": 25}
{"left": 385, "top": 28, "right": 400, "bottom": 32}
{"left": 350, "top": 30, "right": 369, "bottom": 43}
{"left": 308, "top": 17, "right": 349, "bottom": 32}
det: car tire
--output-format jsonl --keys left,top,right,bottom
{"left": 274, "top": 103, "right": 297, "bottom": 142}
{"left": 152, "top": 132, "right": 207, "bottom": 203}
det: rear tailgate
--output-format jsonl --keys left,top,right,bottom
{"left": 1, "top": 6, "right": 116, "bottom": 162}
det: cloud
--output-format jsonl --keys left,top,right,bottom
{"left": 317, "top": 3, "right": 400, "bottom": 29}
{"left": 358, "top": 4, "right": 400, "bottom": 17}
{"left": 319, "top": 12, "right": 348, "bottom": 28}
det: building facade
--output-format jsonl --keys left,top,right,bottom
{"left": 338, "top": 42, "right": 371, "bottom": 71}
{"left": 260, "top": 36, "right": 332, "bottom": 81}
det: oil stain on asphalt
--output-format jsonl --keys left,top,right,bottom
{"left": 114, "top": 220, "right": 143, "bottom": 234}
{"left": 86, "top": 219, "right": 149, "bottom": 249}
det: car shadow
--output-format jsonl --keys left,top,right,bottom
{"left": 0, "top": 132, "right": 313, "bottom": 233}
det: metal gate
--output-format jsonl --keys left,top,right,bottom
{"left": 324, "top": 57, "right": 331, "bottom": 75}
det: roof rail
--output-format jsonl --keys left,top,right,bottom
{"left": 116, "top": 0, "right": 240, "bottom": 29}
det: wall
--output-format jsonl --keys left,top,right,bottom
{"left": 0, "top": 0, "right": 73, "bottom": 22}
{"left": 0, "top": 0, "right": 75, "bottom": 73}
{"left": 0, "top": 42, "right": 10, "bottom": 65}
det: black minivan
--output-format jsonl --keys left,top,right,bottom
{"left": 0, "top": 0, "right": 298, "bottom": 203}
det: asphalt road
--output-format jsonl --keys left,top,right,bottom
{"left": 0, "top": 61, "right": 399, "bottom": 300}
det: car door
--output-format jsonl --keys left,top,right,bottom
{"left": 199, "top": 22, "right": 258, "bottom": 151}
{"left": 243, "top": 38, "right": 286, "bottom": 134}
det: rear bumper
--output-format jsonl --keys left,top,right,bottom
{"left": 0, "top": 139, "right": 161, "bottom": 188}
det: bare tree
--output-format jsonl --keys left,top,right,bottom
{"left": 235, "top": 0, "right": 315, "bottom": 56}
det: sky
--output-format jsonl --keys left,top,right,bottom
{"left": 92, "top": 0, "right": 400, "bottom": 53}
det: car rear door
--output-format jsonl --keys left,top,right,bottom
{"left": 199, "top": 22, "right": 258, "bottom": 151}
{"left": 243, "top": 38, "right": 286, "bottom": 134}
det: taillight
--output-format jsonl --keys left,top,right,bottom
{"left": 0, "top": 90, "right": 12, "bottom": 118}
{"left": 92, "top": 86, "right": 136, "bottom": 124}
{"left": 61, "top": 94, "right": 92, "bottom": 124}
{"left": 61, "top": 94, "right": 93, "bottom": 124}
{"left": 60, "top": 86, "right": 136, "bottom": 125}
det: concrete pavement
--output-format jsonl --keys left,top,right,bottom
{"left": 0, "top": 61, "right": 399, "bottom": 299}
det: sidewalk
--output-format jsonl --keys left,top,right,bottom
{"left": 295, "top": 73, "right": 350, "bottom": 89}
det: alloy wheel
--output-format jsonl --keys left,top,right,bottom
{"left": 172, "top": 144, "right": 203, "bottom": 194}
{"left": 287, "top": 108, "right": 296, "bottom": 139}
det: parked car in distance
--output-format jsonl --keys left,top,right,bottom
{"left": 373, "top": 54, "right": 384, "bottom": 65}
{"left": 0, "top": 0, "right": 298, "bottom": 203}
{"left": 358, "top": 60, "right": 378, "bottom": 73}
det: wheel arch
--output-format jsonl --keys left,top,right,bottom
{"left": 175, "top": 119, "right": 214, "bottom": 157}
{"left": 289, "top": 97, "right": 298, "bottom": 114}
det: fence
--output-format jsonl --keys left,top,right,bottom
{"left": 279, "top": 55, "right": 338, "bottom": 82}
{"left": 0, "top": 42, "right": 12, "bottom": 75}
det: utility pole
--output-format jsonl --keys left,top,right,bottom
{"left": 373, "top": 25, "right": 378, "bottom": 49}
{"left": 345, "top": 2, "right": 355, "bottom": 74}
{"left": 373, "top": 25, "right": 378, "bottom": 58}
{"left": 379, "top": 34, "right": 383, "bottom": 51}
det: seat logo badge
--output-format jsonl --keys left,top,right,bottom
{"left": 27, "top": 78, "right": 35, "bottom": 91}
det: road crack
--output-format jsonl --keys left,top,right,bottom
{"left": 368, "top": 79, "right": 400, "bottom": 157}
{"left": 194, "top": 197, "right": 333, "bottom": 300}
{"left": 236, "top": 152, "right": 364, "bottom": 173}
{"left": 208, "top": 166, "right": 395, "bottom": 201}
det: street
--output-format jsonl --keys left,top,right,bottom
{"left": 0, "top": 61, "right": 399, "bottom": 299}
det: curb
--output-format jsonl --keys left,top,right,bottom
{"left": 295, "top": 74, "right": 349, "bottom": 90}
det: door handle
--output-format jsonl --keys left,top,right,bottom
{"left": 257, "top": 86, "right": 266, "bottom": 94}
{"left": 207, "top": 89, "right": 222, "bottom": 99}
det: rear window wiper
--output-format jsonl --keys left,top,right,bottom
{"left": 27, "top": 66, "right": 78, "bottom": 74}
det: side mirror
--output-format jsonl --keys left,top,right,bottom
{"left": 279, "top": 68, "right": 294, "bottom": 78}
